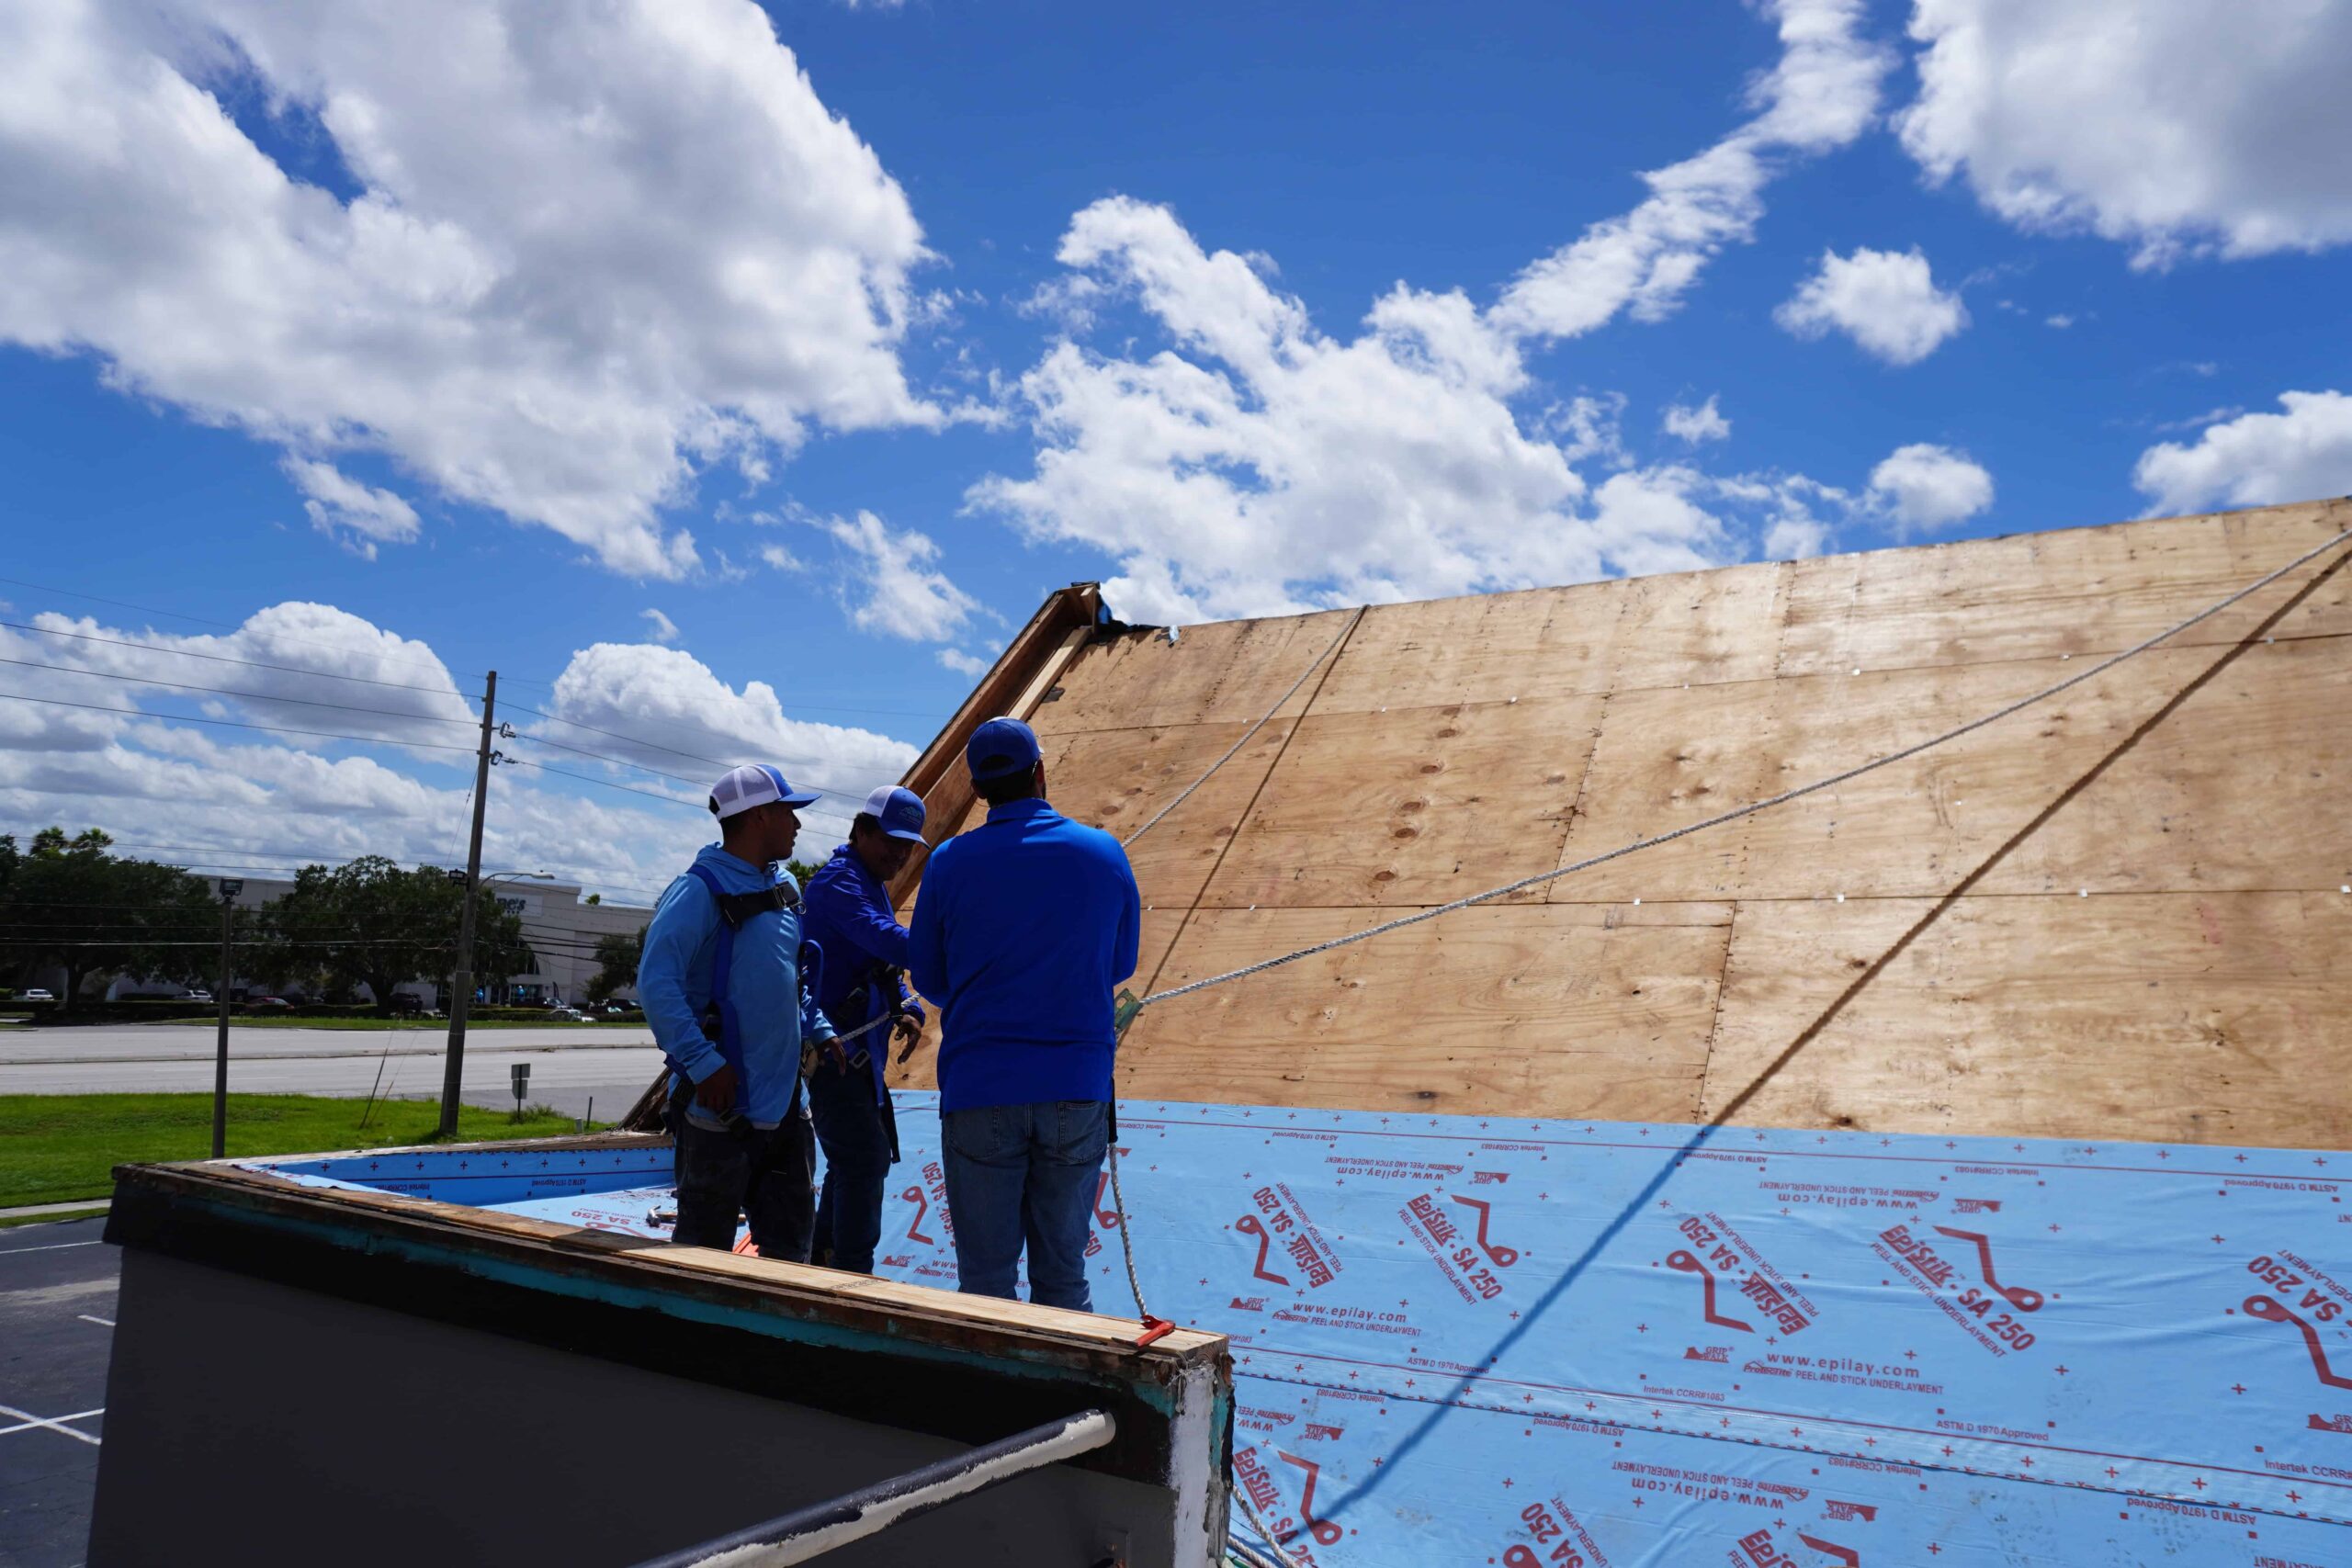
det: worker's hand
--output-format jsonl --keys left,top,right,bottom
{"left": 891, "top": 1012, "right": 922, "bottom": 1048}
{"left": 693, "top": 1061, "right": 739, "bottom": 1115}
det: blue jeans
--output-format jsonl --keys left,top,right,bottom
{"left": 940, "top": 1100, "right": 1108, "bottom": 1312}
{"left": 808, "top": 1061, "right": 894, "bottom": 1274}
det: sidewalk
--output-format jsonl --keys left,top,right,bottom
{"left": 0, "top": 1201, "right": 111, "bottom": 1221}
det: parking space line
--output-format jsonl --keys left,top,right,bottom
{"left": 0, "top": 1239, "right": 103, "bottom": 1257}
{"left": 0, "top": 1404, "right": 105, "bottom": 1445}
{"left": 77, "top": 1314, "right": 115, "bottom": 1328}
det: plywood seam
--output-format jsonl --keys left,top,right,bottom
{"left": 1023, "top": 626, "right": 2349, "bottom": 746}
{"left": 1126, "top": 608, "right": 1374, "bottom": 1007}
{"left": 1693, "top": 898, "right": 1743, "bottom": 1121}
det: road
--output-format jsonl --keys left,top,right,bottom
{"left": 0, "top": 1024, "right": 664, "bottom": 1122}
{"left": 0, "top": 1216, "right": 112, "bottom": 1568}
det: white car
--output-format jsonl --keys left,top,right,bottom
{"left": 19, "top": 987, "right": 54, "bottom": 1002}
{"left": 175, "top": 989, "right": 213, "bottom": 1003}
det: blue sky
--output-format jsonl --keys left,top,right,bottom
{"left": 2, "top": 0, "right": 2347, "bottom": 899}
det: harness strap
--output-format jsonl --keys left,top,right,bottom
{"left": 683, "top": 864, "right": 795, "bottom": 1082}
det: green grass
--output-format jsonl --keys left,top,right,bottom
{"left": 0, "top": 1206, "right": 108, "bottom": 1229}
{"left": 0, "top": 1094, "right": 596, "bottom": 1208}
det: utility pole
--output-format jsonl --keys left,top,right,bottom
{"left": 210, "top": 879, "right": 243, "bottom": 1159}
{"left": 438, "top": 671, "right": 497, "bottom": 1138}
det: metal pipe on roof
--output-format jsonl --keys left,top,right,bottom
{"left": 624, "top": 1408, "right": 1118, "bottom": 1568}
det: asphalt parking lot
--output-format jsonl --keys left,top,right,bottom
{"left": 0, "top": 1216, "right": 112, "bottom": 1568}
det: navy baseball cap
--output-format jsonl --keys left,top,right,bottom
{"left": 966, "top": 716, "right": 1042, "bottom": 782}
{"left": 860, "top": 784, "right": 928, "bottom": 843}
{"left": 707, "top": 762, "right": 821, "bottom": 819}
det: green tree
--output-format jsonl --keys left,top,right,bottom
{"left": 585, "top": 926, "right": 646, "bottom": 1004}
{"left": 0, "top": 828, "right": 224, "bottom": 1010}
{"left": 257, "top": 858, "right": 526, "bottom": 1013}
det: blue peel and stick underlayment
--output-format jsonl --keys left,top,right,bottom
{"left": 251, "top": 1099, "right": 2352, "bottom": 1567}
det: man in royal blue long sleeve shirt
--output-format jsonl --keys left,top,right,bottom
{"left": 801, "top": 784, "right": 929, "bottom": 1274}
{"left": 909, "top": 717, "right": 1141, "bottom": 1312}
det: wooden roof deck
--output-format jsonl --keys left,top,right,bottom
{"left": 888, "top": 499, "right": 2352, "bottom": 1149}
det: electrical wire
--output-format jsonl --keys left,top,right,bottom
{"left": 0, "top": 653, "right": 478, "bottom": 727}
{"left": 0, "top": 616, "right": 469, "bottom": 694}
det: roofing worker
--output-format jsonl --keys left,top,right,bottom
{"left": 639, "top": 763, "right": 837, "bottom": 1259}
{"left": 800, "top": 784, "right": 930, "bottom": 1274}
{"left": 910, "top": 717, "right": 1141, "bottom": 1311}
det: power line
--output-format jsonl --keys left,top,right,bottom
{"left": 0, "top": 690, "right": 481, "bottom": 753}
{"left": 0, "top": 574, "right": 479, "bottom": 683}
{"left": 0, "top": 617, "right": 469, "bottom": 695}
{"left": 0, "top": 653, "right": 477, "bottom": 728}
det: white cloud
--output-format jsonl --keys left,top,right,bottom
{"left": 1662, "top": 395, "right": 1732, "bottom": 444}
{"left": 545, "top": 640, "right": 916, "bottom": 809}
{"left": 973, "top": 193, "right": 1987, "bottom": 624}
{"left": 0, "top": 0, "right": 939, "bottom": 577}
{"left": 1491, "top": 0, "right": 1890, "bottom": 340}
{"left": 283, "top": 458, "right": 421, "bottom": 558}
{"left": 2044, "top": 313, "right": 2074, "bottom": 329}
{"left": 2132, "top": 391, "right": 2352, "bottom": 516}
{"left": 1897, "top": 0, "right": 2352, "bottom": 266}
{"left": 639, "top": 608, "right": 681, "bottom": 645}
{"left": 823, "top": 511, "right": 982, "bottom": 642}
{"left": 1864, "top": 442, "right": 1995, "bottom": 533}
{"left": 0, "top": 595, "right": 927, "bottom": 901}
{"left": 970, "top": 197, "right": 1657, "bottom": 624}
{"left": 935, "top": 648, "right": 989, "bottom": 677}
{"left": 1775, "top": 246, "right": 1969, "bottom": 365}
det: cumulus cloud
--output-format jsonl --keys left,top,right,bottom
{"left": 971, "top": 197, "right": 1660, "bottom": 623}
{"left": 973, "top": 190, "right": 1992, "bottom": 624}
{"left": 823, "top": 511, "right": 983, "bottom": 643}
{"left": 283, "top": 459, "right": 421, "bottom": 558}
{"left": 1662, "top": 395, "right": 1732, "bottom": 444}
{"left": 1897, "top": 0, "right": 2352, "bottom": 266}
{"left": 0, "top": 0, "right": 938, "bottom": 577}
{"left": 1775, "top": 246, "right": 1969, "bottom": 365}
{"left": 1864, "top": 443, "right": 1995, "bottom": 533}
{"left": 544, "top": 641, "right": 916, "bottom": 809}
{"left": 935, "top": 648, "right": 989, "bottom": 678}
{"left": 639, "top": 608, "right": 681, "bottom": 645}
{"left": 2132, "top": 391, "right": 2352, "bottom": 516}
{"left": 0, "top": 596, "right": 926, "bottom": 900}
{"left": 1491, "top": 0, "right": 1890, "bottom": 340}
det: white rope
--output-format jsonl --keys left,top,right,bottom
{"left": 1138, "top": 523, "right": 2352, "bottom": 1009}
{"left": 1122, "top": 607, "right": 1364, "bottom": 849}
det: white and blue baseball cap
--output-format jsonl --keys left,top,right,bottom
{"left": 861, "top": 784, "right": 928, "bottom": 843}
{"left": 707, "top": 763, "right": 821, "bottom": 820}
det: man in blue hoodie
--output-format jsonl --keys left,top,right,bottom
{"left": 910, "top": 717, "right": 1141, "bottom": 1311}
{"left": 639, "top": 763, "right": 837, "bottom": 1258}
{"left": 801, "top": 784, "right": 928, "bottom": 1274}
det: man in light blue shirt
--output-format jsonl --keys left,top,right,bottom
{"left": 639, "top": 763, "right": 837, "bottom": 1258}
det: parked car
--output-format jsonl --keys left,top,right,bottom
{"left": 20, "top": 987, "right": 54, "bottom": 1002}
{"left": 174, "top": 989, "right": 213, "bottom": 1003}
{"left": 548, "top": 1006, "right": 592, "bottom": 1022}
{"left": 246, "top": 996, "right": 290, "bottom": 1010}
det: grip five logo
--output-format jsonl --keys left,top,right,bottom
{"left": 1400, "top": 1190, "right": 1513, "bottom": 1302}
{"left": 1237, "top": 1184, "right": 1341, "bottom": 1290}
{"left": 2242, "top": 1255, "right": 2352, "bottom": 1414}
{"left": 1234, "top": 1445, "right": 1341, "bottom": 1556}
{"left": 1738, "top": 1527, "right": 1860, "bottom": 1567}
{"left": 900, "top": 1159, "right": 954, "bottom": 1247}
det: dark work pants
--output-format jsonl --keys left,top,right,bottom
{"left": 808, "top": 1062, "right": 895, "bottom": 1274}
{"left": 940, "top": 1100, "right": 1108, "bottom": 1312}
{"left": 669, "top": 1082, "right": 816, "bottom": 1260}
